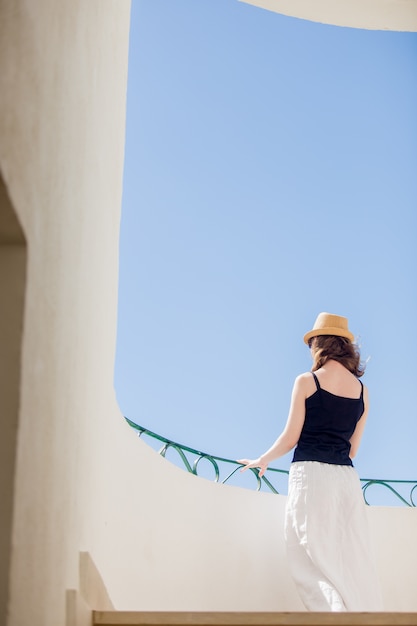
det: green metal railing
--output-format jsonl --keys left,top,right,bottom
{"left": 125, "top": 418, "right": 417, "bottom": 507}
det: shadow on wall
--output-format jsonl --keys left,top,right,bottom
{"left": 0, "top": 173, "right": 27, "bottom": 625}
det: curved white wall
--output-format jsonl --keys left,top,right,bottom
{"left": 91, "top": 424, "right": 417, "bottom": 613}
{"left": 0, "top": 2, "right": 416, "bottom": 625}
{"left": 0, "top": 1, "right": 132, "bottom": 624}
{"left": 240, "top": 0, "right": 417, "bottom": 32}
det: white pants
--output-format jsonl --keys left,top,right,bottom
{"left": 285, "top": 461, "right": 383, "bottom": 612}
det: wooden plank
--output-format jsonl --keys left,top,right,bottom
{"left": 93, "top": 611, "right": 417, "bottom": 626}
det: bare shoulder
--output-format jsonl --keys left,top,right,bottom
{"left": 293, "top": 371, "right": 315, "bottom": 395}
{"left": 296, "top": 371, "right": 314, "bottom": 384}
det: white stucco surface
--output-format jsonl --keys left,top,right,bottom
{"left": 240, "top": 0, "right": 417, "bottom": 31}
{"left": 89, "top": 428, "right": 417, "bottom": 613}
{"left": 0, "top": 2, "right": 416, "bottom": 625}
{"left": 0, "top": 1, "right": 132, "bottom": 624}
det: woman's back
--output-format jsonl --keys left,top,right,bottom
{"left": 239, "top": 312, "right": 382, "bottom": 612}
{"left": 312, "top": 359, "right": 363, "bottom": 399}
{"left": 293, "top": 360, "right": 364, "bottom": 467}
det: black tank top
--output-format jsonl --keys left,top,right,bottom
{"left": 292, "top": 372, "right": 364, "bottom": 466}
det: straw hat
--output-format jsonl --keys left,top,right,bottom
{"left": 303, "top": 312, "right": 354, "bottom": 345}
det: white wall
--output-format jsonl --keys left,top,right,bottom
{"left": 0, "top": 2, "right": 131, "bottom": 624}
{"left": 240, "top": 0, "right": 417, "bottom": 31}
{"left": 86, "top": 424, "right": 417, "bottom": 613}
{"left": 368, "top": 506, "right": 417, "bottom": 611}
{"left": 0, "top": 2, "right": 416, "bottom": 625}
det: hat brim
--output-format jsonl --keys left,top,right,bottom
{"left": 303, "top": 327, "right": 354, "bottom": 345}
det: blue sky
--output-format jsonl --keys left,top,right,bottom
{"left": 115, "top": 0, "right": 417, "bottom": 498}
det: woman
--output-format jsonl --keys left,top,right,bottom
{"left": 238, "top": 312, "right": 383, "bottom": 612}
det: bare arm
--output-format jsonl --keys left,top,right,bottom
{"left": 238, "top": 374, "right": 308, "bottom": 476}
{"left": 349, "top": 384, "right": 369, "bottom": 459}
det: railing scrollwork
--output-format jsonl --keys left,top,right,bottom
{"left": 125, "top": 418, "right": 416, "bottom": 507}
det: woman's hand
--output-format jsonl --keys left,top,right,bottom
{"left": 237, "top": 457, "right": 268, "bottom": 477}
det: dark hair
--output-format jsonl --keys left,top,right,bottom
{"left": 310, "top": 335, "right": 365, "bottom": 377}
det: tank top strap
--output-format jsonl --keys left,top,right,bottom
{"left": 359, "top": 378, "right": 364, "bottom": 399}
{"left": 311, "top": 372, "right": 321, "bottom": 391}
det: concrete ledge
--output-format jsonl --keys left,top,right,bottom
{"left": 93, "top": 612, "right": 417, "bottom": 626}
